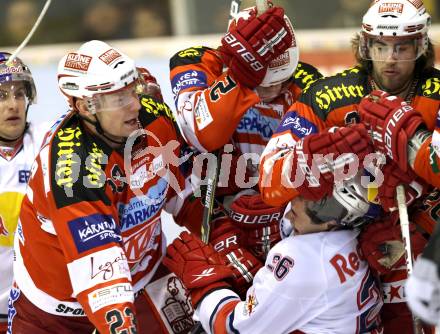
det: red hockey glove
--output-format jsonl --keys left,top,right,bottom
{"left": 210, "top": 219, "right": 263, "bottom": 297}
{"left": 163, "top": 231, "right": 234, "bottom": 307}
{"left": 359, "top": 216, "right": 427, "bottom": 275}
{"left": 378, "top": 160, "right": 426, "bottom": 212}
{"left": 225, "top": 190, "right": 284, "bottom": 258}
{"left": 358, "top": 90, "right": 425, "bottom": 172}
{"left": 137, "top": 67, "right": 163, "bottom": 101}
{"left": 288, "top": 124, "right": 373, "bottom": 201}
{"left": 219, "top": 6, "right": 293, "bottom": 88}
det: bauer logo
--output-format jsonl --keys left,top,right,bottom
{"left": 68, "top": 214, "right": 122, "bottom": 253}
{"left": 99, "top": 49, "right": 122, "bottom": 65}
{"left": 279, "top": 112, "right": 317, "bottom": 138}
{"left": 64, "top": 53, "right": 92, "bottom": 72}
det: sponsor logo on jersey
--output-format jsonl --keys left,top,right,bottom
{"left": 68, "top": 214, "right": 122, "bottom": 253}
{"left": 194, "top": 94, "right": 213, "bottom": 130}
{"left": 84, "top": 142, "right": 106, "bottom": 188}
{"left": 99, "top": 49, "right": 122, "bottom": 65}
{"left": 55, "top": 304, "right": 85, "bottom": 316}
{"left": 64, "top": 53, "right": 92, "bottom": 72}
{"left": 90, "top": 251, "right": 129, "bottom": 281}
{"left": 7, "top": 285, "right": 20, "bottom": 332}
{"left": 237, "top": 107, "right": 279, "bottom": 140}
{"left": 129, "top": 154, "right": 164, "bottom": 189}
{"left": 379, "top": 3, "right": 404, "bottom": 14}
{"left": 118, "top": 178, "right": 167, "bottom": 231}
{"left": 315, "top": 83, "right": 365, "bottom": 110}
{"left": 422, "top": 77, "right": 440, "bottom": 97}
{"left": 243, "top": 290, "right": 259, "bottom": 316}
{"left": 279, "top": 111, "right": 318, "bottom": 138}
{"left": 178, "top": 48, "right": 201, "bottom": 58}
{"left": 55, "top": 126, "right": 83, "bottom": 190}
{"left": 171, "top": 70, "right": 207, "bottom": 99}
{"left": 123, "top": 216, "right": 161, "bottom": 263}
{"left": 140, "top": 96, "right": 175, "bottom": 121}
{"left": 88, "top": 283, "right": 133, "bottom": 313}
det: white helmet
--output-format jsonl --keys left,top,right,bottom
{"left": 228, "top": 6, "right": 299, "bottom": 87}
{"left": 360, "top": 0, "right": 431, "bottom": 61}
{"left": 305, "top": 171, "right": 381, "bottom": 228}
{"left": 57, "top": 40, "right": 139, "bottom": 112}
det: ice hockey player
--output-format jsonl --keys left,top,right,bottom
{"left": 170, "top": 3, "right": 322, "bottom": 289}
{"left": 259, "top": 0, "right": 438, "bottom": 332}
{"left": 164, "top": 174, "right": 383, "bottom": 333}
{"left": 7, "top": 40, "right": 195, "bottom": 334}
{"left": 0, "top": 53, "right": 49, "bottom": 334}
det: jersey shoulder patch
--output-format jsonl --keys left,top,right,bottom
{"left": 299, "top": 66, "right": 368, "bottom": 121}
{"left": 50, "top": 116, "right": 112, "bottom": 209}
{"left": 292, "top": 61, "right": 323, "bottom": 90}
{"left": 170, "top": 46, "right": 213, "bottom": 70}
{"left": 419, "top": 67, "right": 440, "bottom": 101}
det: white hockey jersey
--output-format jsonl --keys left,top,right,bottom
{"left": 0, "top": 122, "right": 49, "bottom": 317}
{"left": 195, "top": 229, "right": 383, "bottom": 334}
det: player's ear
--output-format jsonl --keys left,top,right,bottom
{"left": 75, "top": 99, "right": 90, "bottom": 117}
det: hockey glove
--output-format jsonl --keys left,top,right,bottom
{"left": 136, "top": 67, "right": 163, "bottom": 101}
{"left": 358, "top": 90, "right": 425, "bottom": 172}
{"left": 219, "top": 6, "right": 293, "bottom": 88}
{"left": 359, "top": 215, "right": 427, "bottom": 275}
{"left": 378, "top": 160, "right": 426, "bottom": 212}
{"left": 210, "top": 218, "right": 262, "bottom": 297}
{"left": 163, "top": 231, "right": 234, "bottom": 307}
{"left": 287, "top": 124, "right": 373, "bottom": 201}
{"left": 226, "top": 190, "right": 284, "bottom": 259}
{"left": 406, "top": 224, "right": 440, "bottom": 325}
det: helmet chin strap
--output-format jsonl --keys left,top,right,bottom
{"left": 78, "top": 113, "right": 127, "bottom": 146}
{"left": 0, "top": 104, "right": 30, "bottom": 143}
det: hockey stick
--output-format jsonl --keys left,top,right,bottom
{"left": 396, "top": 185, "right": 425, "bottom": 334}
{"left": 6, "top": 0, "right": 52, "bottom": 65}
{"left": 199, "top": 0, "right": 243, "bottom": 245}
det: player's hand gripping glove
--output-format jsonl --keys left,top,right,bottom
{"left": 226, "top": 190, "right": 284, "bottom": 259}
{"left": 406, "top": 225, "right": 440, "bottom": 325}
{"left": 219, "top": 6, "right": 293, "bottom": 88}
{"left": 210, "top": 218, "right": 263, "bottom": 297}
{"left": 163, "top": 231, "right": 234, "bottom": 307}
{"left": 286, "top": 124, "right": 373, "bottom": 201}
{"left": 359, "top": 215, "right": 427, "bottom": 275}
{"left": 378, "top": 160, "right": 426, "bottom": 212}
{"left": 358, "top": 90, "right": 425, "bottom": 172}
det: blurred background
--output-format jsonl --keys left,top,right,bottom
{"left": 2, "top": 0, "right": 439, "bottom": 240}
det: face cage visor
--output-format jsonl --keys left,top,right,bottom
{"left": 359, "top": 33, "right": 426, "bottom": 62}
{"left": 85, "top": 80, "right": 143, "bottom": 113}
